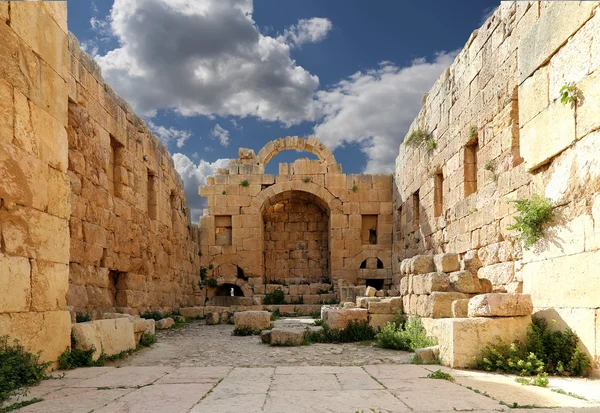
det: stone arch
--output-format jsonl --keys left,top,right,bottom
{"left": 211, "top": 263, "right": 253, "bottom": 297}
{"left": 248, "top": 181, "right": 339, "bottom": 215}
{"left": 349, "top": 250, "right": 392, "bottom": 270}
{"left": 256, "top": 136, "right": 338, "bottom": 170}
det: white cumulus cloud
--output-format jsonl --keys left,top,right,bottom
{"left": 148, "top": 121, "right": 192, "bottom": 148}
{"left": 278, "top": 17, "right": 333, "bottom": 48}
{"left": 313, "top": 53, "right": 456, "bottom": 173}
{"left": 173, "top": 153, "right": 230, "bottom": 222}
{"left": 211, "top": 124, "right": 230, "bottom": 147}
{"left": 94, "top": 0, "right": 322, "bottom": 125}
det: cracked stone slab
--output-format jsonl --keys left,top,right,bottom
{"left": 72, "top": 366, "right": 174, "bottom": 388}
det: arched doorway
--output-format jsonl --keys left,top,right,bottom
{"left": 262, "top": 190, "right": 330, "bottom": 286}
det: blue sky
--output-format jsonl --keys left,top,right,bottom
{"left": 68, "top": 0, "right": 499, "bottom": 221}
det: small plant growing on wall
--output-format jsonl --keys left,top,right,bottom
{"left": 222, "top": 191, "right": 226, "bottom": 195}
{"left": 404, "top": 128, "right": 437, "bottom": 151}
{"left": 241, "top": 180, "right": 249, "bottom": 187}
{"left": 507, "top": 194, "right": 554, "bottom": 250}
{"left": 206, "top": 278, "right": 218, "bottom": 288}
{"left": 352, "top": 184, "right": 358, "bottom": 192}
{"left": 484, "top": 160, "right": 497, "bottom": 181}
{"left": 559, "top": 83, "right": 580, "bottom": 107}
{"left": 303, "top": 177, "right": 311, "bottom": 183}
{"left": 469, "top": 125, "right": 478, "bottom": 139}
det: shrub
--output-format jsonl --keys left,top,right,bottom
{"left": 376, "top": 315, "right": 437, "bottom": 351}
{"left": 75, "top": 313, "right": 92, "bottom": 323}
{"left": 469, "top": 125, "right": 478, "bottom": 139}
{"left": 352, "top": 184, "right": 358, "bottom": 192}
{"left": 140, "top": 311, "right": 164, "bottom": 321}
{"left": 475, "top": 317, "right": 590, "bottom": 377}
{"left": 559, "top": 83, "right": 579, "bottom": 106}
{"left": 139, "top": 333, "right": 156, "bottom": 347}
{"left": 206, "top": 278, "right": 218, "bottom": 288}
{"left": 507, "top": 195, "right": 554, "bottom": 250}
{"left": 0, "top": 336, "right": 50, "bottom": 403}
{"left": 291, "top": 296, "right": 304, "bottom": 305}
{"left": 303, "top": 177, "right": 311, "bottom": 183}
{"left": 404, "top": 128, "right": 437, "bottom": 151}
{"left": 270, "top": 309, "right": 281, "bottom": 321}
{"left": 309, "top": 321, "right": 376, "bottom": 344}
{"left": 58, "top": 337, "right": 106, "bottom": 370}
{"left": 263, "top": 289, "right": 285, "bottom": 305}
{"left": 241, "top": 180, "right": 249, "bottom": 187}
{"left": 232, "top": 326, "right": 262, "bottom": 336}
{"left": 1, "top": 398, "right": 44, "bottom": 412}
{"left": 427, "top": 369, "right": 455, "bottom": 382}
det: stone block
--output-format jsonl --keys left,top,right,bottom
{"left": 270, "top": 328, "right": 308, "bottom": 346}
{"left": 0, "top": 254, "right": 31, "bottom": 312}
{"left": 425, "top": 292, "right": 468, "bottom": 319}
{"left": 179, "top": 307, "right": 205, "bottom": 319}
{"left": 144, "top": 319, "right": 156, "bottom": 335}
{"left": 577, "top": 67, "right": 600, "bottom": 140}
{"left": 437, "top": 316, "right": 531, "bottom": 368}
{"left": 468, "top": 293, "right": 534, "bottom": 317}
{"left": 477, "top": 262, "right": 514, "bottom": 291}
{"left": 261, "top": 329, "right": 272, "bottom": 344}
{"left": 156, "top": 317, "right": 175, "bottom": 329}
{"left": 206, "top": 312, "right": 220, "bottom": 325}
{"left": 365, "top": 286, "right": 376, "bottom": 297}
{"left": 72, "top": 318, "right": 136, "bottom": 360}
{"left": 368, "top": 314, "right": 396, "bottom": 330}
{"left": 412, "top": 273, "right": 449, "bottom": 295}
{"left": 321, "top": 308, "right": 368, "bottom": 330}
{"left": 399, "top": 277, "right": 408, "bottom": 295}
{"left": 449, "top": 270, "right": 484, "bottom": 294}
{"left": 356, "top": 296, "right": 380, "bottom": 309}
{"left": 415, "top": 345, "right": 440, "bottom": 363}
{"left": 233, "top": 311, "right": 270, "bottom": 331}
{"left": 389, "top": 297, "right": 403, "bottom": 313}
{"left": 434, "top": 253, "right": 459, "bottom": 272}
{"left": 451, "top": 299, "right": 469, "bottom": 318}
{"left": 412, "top": 255, "right": 435, "bottom": 274}
{"left": 367, "top": 300, "right": 392, "bottom": 314}
{"left": 462, "top": 250, "right": 482, "bottom": 274}
{"left": 30, "top": 260, "right": 68, "bottom": 311}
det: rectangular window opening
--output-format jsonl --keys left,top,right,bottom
{"left": 170, "top": 192, "right": 177, "bottom": 228}
{"left": 108, "top": 135, "right": 123, "bottom": 197}
{"left": 412, "top": 191, "right": 420, "bottom": 232}
{"left": 215, "top": 215, "right": 232, "bottom": 246}
{"left": 147, "top": 170, "right": 157, "bottom": 220}
{"left": 434, "top": 171, "right": 444, "bottom": 218}
{"left": 361, "top": 215, "right": 378, "bottom": 245}
{"left": 464, "top": 139, "right": 479, "bottom": 197}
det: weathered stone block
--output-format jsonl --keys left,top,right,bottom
{"left": 424, "top": 292, "right": 468, "bottom": 319}
{"left": 72, "top": 318, "right": 136, "bottom": 360}
{"left": 179, "top": 307, "right": 205, "bottom": 319}
{"left": 356, "top": 296, "right": 380, "bottom": 309}
{"left": 365, "top": 286, "right": 376, "bottom": 297}
{"left": 367, "top": 300, "right": 392, "bottom": 314}
{"left": 412, "top": 272, "right": 449, "bottom": 295}
{"left": 206, "top": 312, "right": 220, "bottom": 325}
{"left": 449, "top": 271, "right": 483, "bottom": 294}
{"left": 451, "top": 299, "right": 469, "bottom": 318}
{"left": 156, "top": 317, "right": 175, "bottom": 329}
{"left": 233, "top": 311, "right": 270, "bottom": 331}
{"left": 0, "top": 254, "right": 31, "bottom": 312}
{"left": 368, "top": 314, "right": 396, "bottom": 330}
{"left": 270, "top": 328, "right": 308, "bottom": 346}
{"left": 468, "top": 293, "right": 533, "bottom": 317}
{"left": 321, "top": 308, "right": 368, "bottom": 330}
{"left": 412, "top": 255, "right": 435, "bottom": 274}
{"left": 437, "top": 316, "right": 531, "bottom": 368}
{"left": 415, "top": 345, "right": 440, "bottom": 363}
{"left": 477, "top": 262, "right": 514, "bottom": 291}
{"left": 434, "top": 253, "right": 459, "bottom": 272}
{"left": 389, "top": 297, "right": 403, "bottom": 313}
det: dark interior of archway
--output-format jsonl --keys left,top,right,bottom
{"left": 263, "top": 193, "right": 329, "bottom": 284}
{"left": 214, "top": 284, "right": 244, "bottom": 296}
{"left": 366, "top": 279, "right": 384, "bottom": 290}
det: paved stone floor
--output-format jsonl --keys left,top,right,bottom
{"left": 5, "top": 321, "right": 600, "bottom": 412}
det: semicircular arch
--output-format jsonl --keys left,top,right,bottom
{"left": 256, "top": 136, "right": 337, "bottom": 170}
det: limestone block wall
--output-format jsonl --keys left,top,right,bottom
{"left": 393, "top": 1, "right": 600, "bottom": 370}
{"left": 65, "top": 36, "right": 201, "bottom": 317}
{"left": 199, "top": 137, "right": 393, "bottom": 304}
{"left": 0, "top": 2, "right": 71, "bottom": 364}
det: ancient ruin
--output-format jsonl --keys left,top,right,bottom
{"left": 1, "top": 0, "right": 600, "bottom": 385}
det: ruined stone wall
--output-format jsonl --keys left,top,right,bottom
{"left": 199, "top": 137, "right": 394, "bottom": 304}
{"left": 393, "top": 1, "right": 600, "bottom": 370}
{"left": 264, "top": 198, "right": 329, "bottom": 284}
{"left": 0, "top": 2, "right": 71, "bottom": 363}
{"left": 66, "top": 36, "right": 201, "bottom": 317}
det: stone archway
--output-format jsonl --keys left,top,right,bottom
{"left": 256, "top": 136, "right": 339, "bottom": 172}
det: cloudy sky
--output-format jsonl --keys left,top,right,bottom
{"left": 68, "top": 0, "right": 499, "bottom": 222}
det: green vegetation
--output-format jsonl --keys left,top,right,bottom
{"left": 291, "top": 296, "right": 304, "bottom": 305}
{"left": 241, "top": 180, "right": 249, "bottom": 187}
{"left": 0, "top": 336, "right": 50, "bottom": 404}
{"left": 551, "top": 388, "right": 587, "bottom": 400}
{"left": 206, "top": 278, "right": 218, "bottom": 288}
{"left": 355, "top": 409, "right": 382, "bottom": 413}
{"left": 309, "top": 320, "right": 376, "bottom": 344}
{"left": 263, "top": 289, "right": 285, "bottom": 305}
{"left": 1, "top": 398, "right": 44, "bottom": 412}
{"left": 426, "top": 369, "right": 455, "bottom": 382}
{"left": 270, "top": 309, "right": 281, "bottom": 321}
{"left": 140, "top": 310, "right": 164, "bottom": 321}
{"left": 75, "top": 313, "right": 92, "bottom": 323}
{"left": 469, "top": 125, "right": 478, "bottom": 139}
{"left": 58, "top": 345, "right": 105, "bottom": 370}
{"left": 559, "top": 83, "right": 579, "bottom": 106}
{"left": 515, "top": 372, "right": 549, "bottom": 387}
{"left": 303, "top": 177, "right": 311, "bottom": 183}
{"left": 222, "top": 191, "right": 226, "bottom": 195}
{"left": 352, "top": 184, "right": 358, "bottom": 192}
{"left": 376, "top": 314, "right": 437, "bottom": 351}
{"left": 139, "top": 333, "right": 157, "bottom": 347}
{"left": 404, "top": 128, "right": 437, "bottom": 151}
{"left": 475, "top": 317, "right": 591, "bottom": 377}
{"left": 507, "top": 195, "right": 554, "bottom": 250}
{"left": 232, "top": 326, "right": 263, "bottom": 336}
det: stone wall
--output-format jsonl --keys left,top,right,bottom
{"left": 66, "top": 35, "right": 201, "bottom": 317}
{"left": 0, "top": 2, "right": 71, "bottom": 364}
{"left": 199, "top": 137, "right": 394, "bottom": 303}
{"left": 393, "top": 1, "right": 600, "bottom": 371}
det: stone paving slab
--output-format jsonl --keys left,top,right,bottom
{"left": 155, "top": 366, "right": 232, "bottom": 384}
{"left": 16, "top": 388, "right": 133, "bottom": 413}
{"left": 190, "top": 392, "right": 267, "bottom": 413}
{"left": 72, "top": 366, "right": 174, "bottom": 388}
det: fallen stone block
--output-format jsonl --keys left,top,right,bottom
{"left": 179, "top": 307, "right": 205, "bottom": 318}
{"left": 356, "top": 296, "right": 380, "bottom": 308}
{"left": 451, "top": 299, "right": 469, "bottom": 318}
{"left": 437, "top": 316, "right": 531, "bottom": 368}
{"left": 415, "top": 345, "right": 440, "bottom": 363}
{"left": 468, "top": 293, "right": 533, "bottom": 317}
{"left": 368, "top": 314, "right": 396, "bottom": 330}
{"left": 412, "top": 255, "right": 435, "bottom": 274}
{"left": 144, "top": 319, "right": 155, "bottom": 335}
{"left": 72, "top": 318, "right": 136, "bottom": 360}
{"left": 270, "top": 328, "right": 307, "bottom": 346}
{"left": 233, "top": 311, "right": 271, "bottom": 331}
{"left": 322, "top": 308, "right": 368, "bottom": 329}
{"left": 423, "top": 292, "right": 468, "bottom": 318}
{"left": 367, "top": 300, "right": 392, "bottom": 314}
{"left": 434, "top": 253, "right": 459, "bottom": 273}
{"left": 156, "top": 317, "right": 175, "bottom": 329}
{"left": 365, "top": 286, "right": 376, "bottom": 297}
{"left": 205, "top": 312, "right": 220, "bottom": 325}
{"left": 412, "top": 273, "right": 450, "bottom": 295}
{"left": 261, "top": 329, "right": 272, "bottom": 344}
